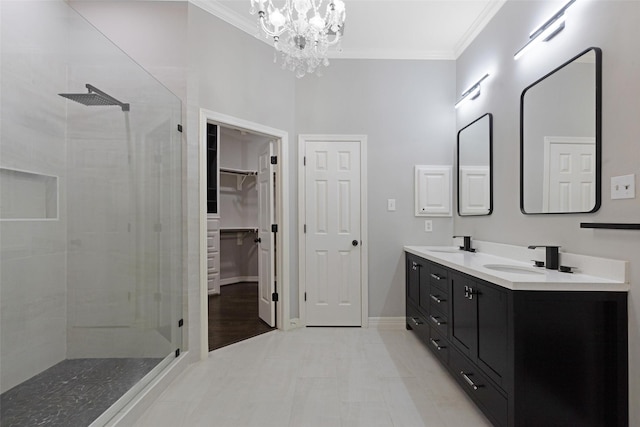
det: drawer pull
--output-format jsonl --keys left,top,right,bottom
{"left": 464, "top": 285, "right": 476, "bottom": 300}
{"left": 429, "top": 315, "right": 446, "bottom": 326}
{"left": 430, "top": 338, "right": 445, "bottom": 351}
{"left": 430, "top": 294, "right": 444, "bottom": 303}
{"left": 411, "top": 317, "right": 423, "bottom": 326}
{"left": 461, "top": 371, "right": 480, "bottom": 390}
{"left": 430, "top": 273, "right": 444, "bottom": 281}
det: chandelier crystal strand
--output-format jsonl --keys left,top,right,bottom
{"left": 250, "top": 0, "right": 345, "bottom": 78}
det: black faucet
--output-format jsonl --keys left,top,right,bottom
{"left": 454, "top": 235, "right": 476, "bottom": 252}
{"left": 527, "top": 245, "right": 560, "bottom": 270}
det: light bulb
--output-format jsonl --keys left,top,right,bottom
{"left": 310, "top": 15, "right": 325, "bottom": 30}
{"left": 269, "top": 9, "right": 286, "bottom": 29}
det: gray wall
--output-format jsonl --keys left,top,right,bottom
{"left": 454, "top": 1, "right": 640, "bottom": 424}
{"left": 295, "top": 59, "right": 456, "bottom": 317}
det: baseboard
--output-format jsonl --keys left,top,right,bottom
{"left": 220, "top": 276, "right": 259, "bottom": 286}
{"left": 101, "top": 351, "right": 193, "bottom": 427}
{"left": 368, "top": 317, "right": 406, "bottom": 330}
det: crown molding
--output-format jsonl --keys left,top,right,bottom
{"left": 454, "top": 0, "right": 506, "bottom": 58}
{"left": 191, "top": 0, "right": 258, "bottom": 36}
{"left": 191, "top": 0, "right": 501, "bottom": 61}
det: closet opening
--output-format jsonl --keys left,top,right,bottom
{"left": 202, "top": 116, "right": 285, "bottom": 352}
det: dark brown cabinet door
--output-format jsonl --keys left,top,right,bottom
{"left": 476, "top": 282, "right": 508, "bottom": 388}
{"left": 450, "top": 272, "right": 477, "bottom": 358}
{"left": 406, "top": 254, "right": 421, "bottom": 308}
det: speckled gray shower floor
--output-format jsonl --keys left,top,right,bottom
{"left": 0, "top": 358, "right": 162, "bottom": 427}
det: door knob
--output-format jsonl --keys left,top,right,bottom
{"left": 254, "top": 237, "right": 261, "bottom": 243}
{"left": 352, "top": 240, "right": 359, "bottom": 246}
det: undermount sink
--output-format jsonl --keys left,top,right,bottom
{"left": 483, "top": 264, "right": 544, "bottom": 275}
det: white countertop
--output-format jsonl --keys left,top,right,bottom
{"left": 404, "top": 245, "right": 630, "bottom": 292}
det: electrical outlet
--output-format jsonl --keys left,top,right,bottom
{"left": 611, "top": 174, "right": 635, "bottom": 200}
{"left": 424, "top": 220, "right": 433, "bottom": 232}
{"left": 387, "top": 198, "right": 396, "bottom": 211}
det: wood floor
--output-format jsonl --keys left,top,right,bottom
{"left": 208, "top": 282, "right": 274, "bottom": 351}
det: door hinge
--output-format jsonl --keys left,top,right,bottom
{"left": 303, "top": 156, "right": 306, "bottom": 166}
{"left": 304, "top": 292, "right": 307, "bottom": 301}
{"left": 272, "top": 292, "right": 279, "bottom": 302}
{"left": 177, "top": 124, "right": 183, "bottom": 133}
{"left": 270, "top": 156, "right": 277, "bottom": 165}
{"left": 303, "top": 224, "right": 306, "bottom": 233}
{"left": 178, "top": 318, "right": 184, "bottom": 327}
{"left": 271, "top": 224, "right": 278, "bottom": 233}
{"left": 175, "top": 348, "right": 181, "bottom": 357}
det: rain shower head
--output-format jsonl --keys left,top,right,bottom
{"left": 59, "top": 84, "right": 130, "bottom": 111}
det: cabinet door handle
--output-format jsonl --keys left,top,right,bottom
{"left": 464, "top": 285, "right": 469, "bottom": 299}
{"left": 429, "top": 315, "right": 445, "bottom": 326}
{"left": 411, "top": 317, "right": 423, "bottom": 326}
{"left": 430, "top": 338, "right": 445, "bottom": 351}
{"left": 430, "top": 273, "right": 444, "bottom": 281}
{"left": 412, "top": 262, "right": 420, "bottom": 271}
{"left": 460, "top": 371, "right": 480, "bottom": 390}
{"left": 430, "top": 294, "right": 444, "bottom": 303}
{"left": 468, "top": 286, "right": 476, "bottom": 300}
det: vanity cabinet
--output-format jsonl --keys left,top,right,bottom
{"left": 450, "top": 272, "right": 508, "bottom": 388}
{"left": 405, "top": 252, "right": 628, "bottom": 427}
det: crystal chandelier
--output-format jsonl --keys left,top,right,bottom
{"left": 250, "top": 0, "right": 346, "bottom": 78}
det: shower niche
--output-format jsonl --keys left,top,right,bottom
{"left": 0, "top": 167, "right": 58, "bottom": 220}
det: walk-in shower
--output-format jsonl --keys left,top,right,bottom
{"left": 1, "top": 1, "right": 183, "bottom": 425}
{"left": 59, "top": 84, "right": 131, "bottom": 111}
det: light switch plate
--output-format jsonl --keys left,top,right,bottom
{"left": 387, "top": 199, "right": 396, "bottom": 211}
{"left": 611, "top": 174, "right": 635, "bottom": 200}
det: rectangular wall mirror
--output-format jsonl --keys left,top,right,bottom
{"left": 520, "top": 47, "right": 602, "bottom": 214}
{"left": 457, "top": 113, "right": 493, "bottom": 216}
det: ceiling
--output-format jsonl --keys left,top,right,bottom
{"left": 192, "top": 0, "right": 507, "bottom": 60}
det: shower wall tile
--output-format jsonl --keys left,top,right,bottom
{"left": 0, "top": 1, "right": 70, "bottom": 393}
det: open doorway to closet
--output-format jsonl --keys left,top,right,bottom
{"left": 199, "top": 109, "right": 290, "bottom": 356}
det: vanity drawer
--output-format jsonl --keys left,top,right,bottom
{"left": 429, "top": 264, "right": 449, "bottom": 293}
{"left": 406, "top": 302, "right": 429, "bottom": 342}
{"left": 428, "top": 311, "right": 448, "bottom": 336}
{"left": 429, "top": 291, "right": 449, "bottom": 316}
{"left": 450, "top": 349, "right": 507, "bottom": 427}
{"left": 428, "top": 326, "right": 449, "bottom": 364}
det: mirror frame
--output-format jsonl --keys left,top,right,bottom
{"left": 520, "top": 47, "right": 602, "bottom": 215}
{"left": 457, "top": 113, "right": 493, "bottom": 216}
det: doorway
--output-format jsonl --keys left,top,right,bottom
{"left": 199, "top": 110, "right": 290, "bottom": 358}
{"left": 298, "top": 134, "right": 368, "bottom": 327}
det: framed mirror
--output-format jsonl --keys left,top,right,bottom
{"left": 457, "top": 113, "right": 493, "bottom": 216}
{"left": 520, "top": 47, "right": 602, "bottom": 214}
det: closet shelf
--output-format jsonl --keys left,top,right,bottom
{"left": 220, "top": 227, "right": 258, "bottom": 233}
{"left": 220, "top": 167, "right": 257, "bottom": 176}
{"left": 220, "top": 167, "right": 257, "bottom": 189}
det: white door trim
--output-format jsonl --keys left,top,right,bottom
{"left": 199, "top": 109, "right": 290, "bottom": 360}
{"left": 298, "top": 134, "right": 368, "bottom": 327}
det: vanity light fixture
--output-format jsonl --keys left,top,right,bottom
{"left": 514, "top": 0, "right": 577, "bottom": 60}
{"left": 454, "top": 73, "right": 490, "bottom": 109}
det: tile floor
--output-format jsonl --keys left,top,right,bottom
{"left": 134, "top": 327, "right": 493, "bottom": 427}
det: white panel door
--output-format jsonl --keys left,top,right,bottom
{"left": 544, "top": 137, "right": 595, "bottom": 212}
{"left": 305, "top": 141, "right": 361, "bottom": 326}
{"left": 257, "top": 142, "right": 275, "bottom": 326}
